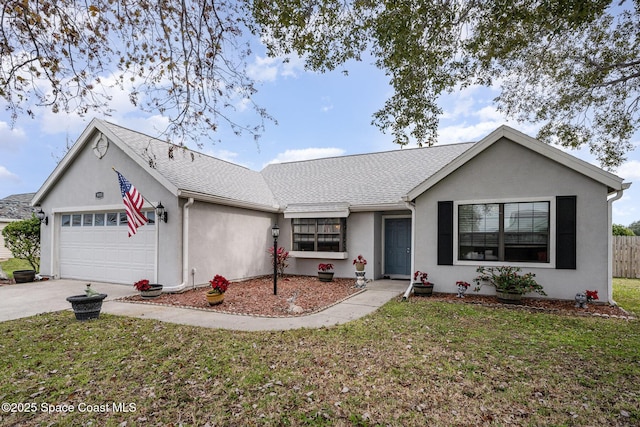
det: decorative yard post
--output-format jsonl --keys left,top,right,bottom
{"left": 271, "top": 224, "right": 279, "bottom": 295}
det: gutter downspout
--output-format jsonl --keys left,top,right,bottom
{"left": 402, "top": 200, "right": 416, "bottom": 300}
{"left": 163, "top": 197, "right": 194, "bottom": 293}
{"left": 607, "top": 183, "right": 630, "bottom": 305}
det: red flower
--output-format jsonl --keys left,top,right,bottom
{"left": 133, "top": 279, "right": 150, "bottom": 291}
{"left": 456, "top": 281, "right": 471, "bottom": 288}
{"left": 585, "top": 290, "right": 599, "bottom": 301}
{"left": 318, "top": 263, "right": 334, "bottom": 272}
{"left": 209, "top": 275, "right": 230, "bottom": 294}
{"left": 413, "top": 271, "right": 432, "bottom": 285}
{"left": 353, "top": 255, "right": 367, "bottom": 265}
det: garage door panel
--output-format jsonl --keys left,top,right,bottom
{"left": 60, "top": 213, "right": 155, "bottom": 284}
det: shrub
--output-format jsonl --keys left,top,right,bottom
{"left": 1, "top": 215, "right": 40, "bottom": 271}
{"left": 473, "top": 266, "right": 546, "bottom": 296}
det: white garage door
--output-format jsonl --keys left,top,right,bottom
{"left": 59, "top": 211, "right": 156, "bottom": 284}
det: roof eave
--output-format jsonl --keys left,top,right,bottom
{"left": 178, "top": 190, "right": 280, "bottom": 213}
{"left": 405, "top": 125, "right": 626, "bottom": 201}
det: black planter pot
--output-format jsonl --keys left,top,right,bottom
{"left": 412, "top": 283, "right": 434, "bottom": 297}
{"left": 318, "top": 272, "right": 334, "bottom": 282}
{"left": 13, "top": 270, "right": 36, "bottom": 283}
{"left": 66, "top": 294, "right": 108, "bottom": 320}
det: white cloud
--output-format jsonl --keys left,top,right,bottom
{"left": 247, "top": 55, "right": 306, "bottom": 83}
{"left": 0, "top": 165, "right": 19, "bottom": 181}
{"left": 266, "top": 147, "right": 346, "bottom": 165}
{"left": 247, "top": 56, "right": 280, "bottom": 82}
{"left": 0, "top": 121, "right": 27, "bottom": 150}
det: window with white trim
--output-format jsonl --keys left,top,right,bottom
{"left": 458, "top": 201, "right": 550, "bottom": 263}
{"left": 292, "top": 218, "right": 346, "bottom": 252}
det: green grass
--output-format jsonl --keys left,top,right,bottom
{"left": 0, "top": 296, "right": 638, "bottom": 426}
{"left": 614, "top": 278, "right": 640, "bottom": 316}
{"left": 0, "top": 258, "right": 32, "bottom": 278}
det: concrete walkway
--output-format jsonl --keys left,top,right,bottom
{"left": 0, "top": 278, "right": 409, "bottom": 331}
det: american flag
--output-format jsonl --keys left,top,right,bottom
{"left": 115, "top": 170, "right": 148, "bottom": 237}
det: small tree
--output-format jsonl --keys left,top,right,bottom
{"left": 612, "top": 224, "right": 635, "bottom": 236}
{"left": 268, "top": 246, "right": 289, "bottom": 277}
{"left": 1, "top": 216, "right": 41, "bottom": 271}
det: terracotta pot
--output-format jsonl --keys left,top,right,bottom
{"left": 206, "top": 291, "right": 225, "bottom": 306}
{"left": 355, "top": 263, "right": 365, "bottom": 272}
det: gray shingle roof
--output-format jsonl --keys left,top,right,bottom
{"left": 101, "top": 120, "right": 475, "bottom": 210}
{"left": 261, "top": 144, "right": 474, "bottom": 208}
{"left": 0, "top": 193, "right": 36, "bottom": 219}
{"left": 100, "top": 121, "right": 278, "bottom": 208}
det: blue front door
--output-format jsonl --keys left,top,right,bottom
{"left": 385, "top": 218, "right": 411, "bottom": 276}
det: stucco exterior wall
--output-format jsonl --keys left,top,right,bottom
{"left": 187, "top": 202, "right": 276, "bottom": 285}
{"left": 280, "top": 212, "right": 379, "bottom": 279}
{"left": 37, "top": 129, "right": 182, "bottom": 285}
{"left": 414, "top": 137, "right": 611, "bottom": 300}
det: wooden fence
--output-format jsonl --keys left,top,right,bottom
{"left": 613, "top": 236, "right": 640, "bottom": 278}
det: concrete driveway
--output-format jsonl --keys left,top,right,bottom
{"left": 0, "top": 279, "right": 137, "bottom": 322}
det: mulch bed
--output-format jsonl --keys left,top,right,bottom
{"left": 414, "top": 292, "right": 636, "bottom": 319}
{"left": 119, "top": 275, "right": 364, "bottom": 317}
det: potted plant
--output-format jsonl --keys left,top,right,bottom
{"left": 412, "top": 270, "right": 434, "bottom": 296}
{"left": 134, "top": 279, "right": 163, "bottom": 298}
{"left": 66, "top": 283, "right": 108, "bottom": 321}
{"left": 206, "top": 274, "right": 230, "bottom": 305}
{"left": 353, "top": 255, "right": 367, "bottom": 271}
{"left": 473, "top": 266, "right": 546, "bottom": 304}
{"left": 456, "top": 281, "right": 471, "bottom": 298}
{"left": 13, "top": 270, "right": 36, "bottom": 283}
{"left": 318, "top": 263, "right": 335, "bottom": 282}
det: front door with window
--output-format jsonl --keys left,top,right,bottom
{"left": 385, "top": 218, "right": 411, "bottom": 276}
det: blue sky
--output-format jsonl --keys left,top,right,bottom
{"left": 0, "top": 43, "right": 638, "bottom": 226}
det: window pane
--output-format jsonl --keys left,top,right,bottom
{"left": 291, "top": 218, "right": 346, "bottom": 252}
{"left": 83, "top": 214, "right": 93, "bottom": 226}
{"left": 458, "top": 204, "right": 498, "bottom": 260}
{"left": 61, "top": 215, "right": 71, "bottom": 227}
{"left": 72, "top": 214, "right": 82, "bottom": 227}
{"left": 146, "top": 211, "right": 155, "bottom": 225}
{"left": 107, "top": 213, "right": 118, "bottom": 226}
{"left": 504, "top": 202, "right": 549, "bottom": 262}
{"left": 94, "top": 213, "right": 105, "bottom": 226}
{"left": 119, "top": 212, "right": 128, "bottom": 225}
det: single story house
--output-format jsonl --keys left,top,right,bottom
{"left": 33, "top": 119, "right": 630, "bottom": 302}
{"left": 0, "top": 193, "right": 36, "bottom": 260}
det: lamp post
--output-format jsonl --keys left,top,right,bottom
{"left": 271, "top": 224, "right": 279, "bottom": 295}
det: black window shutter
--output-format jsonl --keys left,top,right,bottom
{"left": 438, "top": 201, "right": 454, "bottom": 265}
{"left": 556, "top": 196, "right": 577, "bottom": 269}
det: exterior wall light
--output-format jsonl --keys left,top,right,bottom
{"left": 36, "top": 208, "right": 48, "bottom": 226}
{"left": 156, "top": 202, "right": 168, "bottom": 223}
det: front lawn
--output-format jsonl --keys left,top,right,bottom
{"left": 614, "top": 277, "right": 640, "bottom": 316}
{"left": 0, "top": 299, "right": 638, "bottom": 426}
